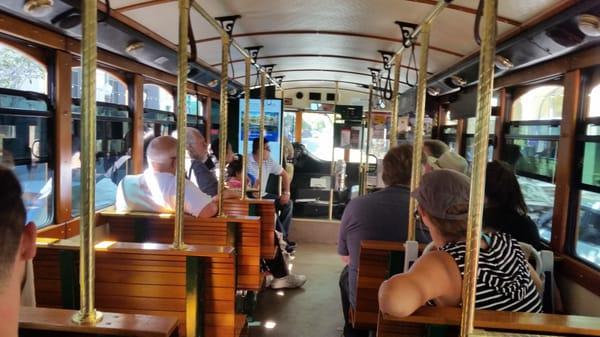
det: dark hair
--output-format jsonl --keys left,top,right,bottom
{"left": 252, "top": 137, "right": 269, "bottom": 155}
{"left": 227, "top": 156, "right": 243, "bottom": 179}
{"left": 0, "top": 166, "right": 26, "bottom": 285}
{"left": 424, "top": 139, "right": 449, "bottom": 158}
{"left": 382, "top": 144, "right": 420, "bottom": 186}
{"left": 485, "top": 160, "right": 528, "bottom": 215}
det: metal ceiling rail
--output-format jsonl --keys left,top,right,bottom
{"left": 379, "top": 0, "right": 452, "bottom": 85}
{"left": 190, "top": 0, "right": 282, "bottom": 90}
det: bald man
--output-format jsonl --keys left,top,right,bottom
{"left": 116, "top": 136, "right": 217, "bottom": 218}
{"left": 173, "top": 127, "right": 218, "bottom": 197}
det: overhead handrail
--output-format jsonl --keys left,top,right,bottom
{"left": 190, "top": 1, "right": 282, "bottom": 90}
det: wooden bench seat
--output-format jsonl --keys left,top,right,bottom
{"left": 351, "top": 240, "right": 425, "bottom": 329}
{"left": 377, "top": 307, "right": 600, "bottom": 336}
{"left": 223, "top": 199, "right": 278, "bottom": 259}
{"left": 19, "top": 306, "right": 179, "bottom": 337}
{"left": 98, "top": 210, "right": 263, "bottom": 291}
{"left": 34, "top": 238, "right": 243, "bottom": 337}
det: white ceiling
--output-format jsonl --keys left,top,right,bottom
{"left": 105, "top": 0, "right": 566, "bottom": 93}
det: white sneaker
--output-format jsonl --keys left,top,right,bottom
{"left": 270, "top": 274, "right": 307, "bottom": 289}
{"left": 264, "top": 274, "right": 274, "bottom": 288}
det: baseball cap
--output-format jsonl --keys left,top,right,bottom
{"left": 411, "top": 169, "right": 470, "bottom": 220}
{"left": 428, "top": 151, "right": 469, "bottom": 175}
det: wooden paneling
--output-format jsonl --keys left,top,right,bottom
{"left": 54, "top": 51, "right": 73, "bottom": 224}
{"left": 455, "top": 119, "right": 466, "bottom": 157}
{"left": 131, "top": 74, "right": 145, "bottom": 174}
{"left": 557, "top": 255, "right": 600, "bottom": 296}
{"left": 19, "top": 306, "right": 179, "bottom": 337}
{"left": 551, "top": 70, "right": 580, "bottom": 253}
{"left": 223, "top": 199, "right": 278, "bottom": 259}
{"left": 377, "top": 307, "right": 600, "bottom": 337}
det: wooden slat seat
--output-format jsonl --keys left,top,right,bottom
{"left": 98, "top": 210, "right": 263, "bottom": 291}
{"left": 376, "top": 307, "right": 600, "bottom": 337}
{"left": 223, "top": 199, "right": 278, "bottom": 259}
{"left": 351, "top": 240, "right": 425, "bottom": 329}
{"left": 19, "top": 306, "right": 179, "bottom": 337}
{"left": 34, "top": 239, "right": 244, "bottom": 337}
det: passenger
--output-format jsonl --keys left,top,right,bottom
{"left": 225, "top": 156, "right": 246, "bottom": 189}
{"left": 378, "top": 169, "right": 543, "bottom": 317}
{"left": 282, "top": 136, "right": 295, "bottom": 181}
{"left": 248, "top": 137, "right": 294, "bottom": 246}
{"left": 428, "top": 150, "right": 469, "bottom": 175}
{"left": 210, "top": 137, "right": 235, "bottom": 169}
{"left": 0, "top": 166, "right": 37, "bottom": 337}
{"left": 484, "top": 160, "right": 541, "bottom": 249}
{"left": 423, "top": 139, "right": 449, "bottom": 158}
{"left": 115, "top": 136, "right": 217, "bottom": 218}
{"left": 338, "top": 144, "right": 427, "bottom": 337}
{"left": 173, "top": 127, "right": 218, "bottom": 197}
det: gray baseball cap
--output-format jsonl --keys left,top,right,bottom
{"left": 411, "top": 169, "right": 471, "bottom": 220}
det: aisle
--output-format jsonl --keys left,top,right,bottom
{"left": 248, "top": 243, "right": 345, "bottom": 337}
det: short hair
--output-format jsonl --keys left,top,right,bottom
{"left": 382, "top": 144, "right": 419, "bottom": 186}
{"left": 146, "top": 136, "right": 177, "bottom": 165}
{"left": 252, "top": 137, "right": 269, "bottom": 155}
{"left": 0, "top": 166, "right": 26, "bottom": 286}
{"left": 226, "top": 155, "right": 243, "bottom": 179}
{"left": 172, "top": 127, "right": 204, "bottom": 147}
{"left": 424, "top": 139, "right": 449, "bottom": 158}
{"left": 485, "top": 160, "right": 528, "bottom": 215}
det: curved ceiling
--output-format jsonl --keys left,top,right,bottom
{"left": 104, "top": 0, "right": 569, "bottom": 93}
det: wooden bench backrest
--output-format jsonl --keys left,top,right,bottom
{"left": 377, "top": 307, "right": 600, "bottom": 337}
{"left": 98, "top": 211, "right": 262, "bottom": 291}
{"left": 223, "top": 199, "right": 277, "bottom": 259}
{"left": 34, "top": 241, "right": 243, "bottom": 337}
{"left": 19, "top": 306, "right": 179, "bottom": 337}
{"left": 352, "top": 240, "right": 425, "bottom": 329}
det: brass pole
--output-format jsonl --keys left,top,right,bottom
{"left": 72, "top": 0, "right": 101, "bottom": 325}
{"left": 407, "top": 22, "right": 430, "bottom": 242}
{"left": 241, "top": 57, "right": 251, "bottom": 199}
{"left": 173, "top": 0, "right": 190, "bottom": 249}
{"left": 390, "top": 56, "right": 402, "bottom": 147}
{"left": 460, "top": 1, "right": 497, "bottom": 336}
{"left": 328, "top": 82, "right": 339, "bottom": 220}
{"left": 258, "top": 72, "right": 266, "bottom": 200}
{"left": 217, "top": 34, "right": 230, "bottom": 216}
{"left": 361, "top": 85, "right": 374, "bottom": 196}
{"left": 279, "top": 86, "right": 285, "bottom": 196}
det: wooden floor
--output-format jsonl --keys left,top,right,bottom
{"left": 248, "top": 243, "right": 345, "bottom": 337}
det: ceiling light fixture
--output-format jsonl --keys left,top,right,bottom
{"left": 207, "top": 79, "right": 219, "bottom": 88}
{"left": 494, "top": 55, "right": 514, "bottom": 70}
{"left": 125, "top": 41, "right": 144, "bottom": 56}
{"left": 577, "top": 14, "right": 600, "bottom": 37}
{"left": 450, "top": 75, "right": 467, "bottom": 87}
{"left": 427, "top": 87, "right": 441, "bottom": 96}
{"left": 23, "top": 0, "right": 54, "bottom": 17}
{"left": 153, "top": 56, "right": 169, "bottom": 65}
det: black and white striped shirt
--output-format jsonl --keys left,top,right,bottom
{"left": 440, "top": 232, "right": 543, "bottom": 313}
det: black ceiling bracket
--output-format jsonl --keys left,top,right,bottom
{"left": 215, "top": 15, "right": 241, "bottom": 38}
{"left": 368, "top": 67, "right": 381, "bottom": 86}
{"left": 378, "top": 51, "right": 395, "bottom": 100}
{"left": 395, "top": 21, "right": 418, "bottom": 48}
{"left": 262, "top": 64, "right": 276, "bottom": 77}
{"left": 274, "top": 76, "right": 285, "bottom": 86}
{"left": 378, "top": 50, "right": 395, "bottom": 71}
{"left": 244, "top": 45, "right": 263, "bottom": 64}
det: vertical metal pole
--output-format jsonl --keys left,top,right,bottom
{"left": 217, "top": 34, "right": 230, "bottom": 216}
{"left": 460, "top": 1, "right": 497, "bottom": 336}
{"left": 328, "top": 82, "right": 339, "bottom": 220}
{"left": 241, "top": 57, "right": 251, "bottom": 199}
{"left": 390, "top": 56, "right": 402, "bottom": 148}
{"left": 407, "top": 23, "right": 430, "bottom": 242}
{"left": 361, "top": 85, "right": 374, "bottom": 196}
{"left": 258, "top": 72, "right": 266, "bottom": 200}
{"left": 173, "top": 0, "right": 189, "bottom": 249}
{"left": 72, "top": 0, "right": 101, "bottom": 325}
{"left": 279, "top": 86, "right": 285, "bottom": 196}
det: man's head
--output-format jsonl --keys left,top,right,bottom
{"left": 211, "top": 138, "right": 234, "bottom": 163}
{"left": 0, "top": 166, "right": 36, "bottom": 295}
{"left": 423, "top": 139, "right": 449, "bottom": 158}
{"left": 382, "top": 144, "right": 422, "bottom": 186}
{"left": 252, "top": 137, "right": 270, "bottom": 156}
{"left": 146, "top": 136, "right": 178, "bottom": 174}
{"left": 173, "top": 127, "right": 208, "bottom": 161}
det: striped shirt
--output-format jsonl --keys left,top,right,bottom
{"left": 440, "top": 232, "right": 543, "bottom": 313}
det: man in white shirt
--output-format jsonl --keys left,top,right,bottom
{"left": 116, "top": 136, "right": 217, "bottom": 218}
{"left": 247, "top": 137, "right": 294, "bottom": 246}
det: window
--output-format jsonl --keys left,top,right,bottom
{"left": 505, "top": 85, "right": 563, "bottom": 241}
{"left": 71, "top": 68, "right": 131, "bottom": 217}
{"left": 143, "top": 84, "right": 175, "bottom": 138}
{"left": 0, "top": 44, "right": 53, "bottom": 227}
{"left": 574, "top": 81, "right": 600, "bottom": 268}
{"left": 465, "top": 116, "right": 496, "bottom": 164}
{"left": 186, "top": 94, "right": 204, "bottom": 129}
{"left": 283, "top": 110, "right": 296, "bottom": 142}
{"left": 301, "top": 112, "right": 333, "bottom": 161}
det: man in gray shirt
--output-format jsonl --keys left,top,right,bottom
{"left": 338, "top": 144, "right": 425, "bottom": 337}
{"left": 174, "top": 127, "right": 218, "bottom": 197}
